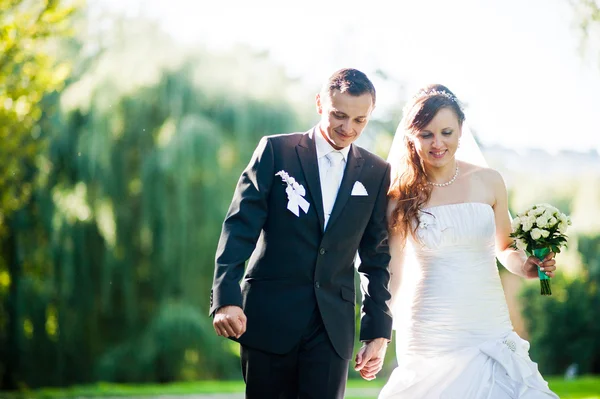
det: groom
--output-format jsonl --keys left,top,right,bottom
{"left": 210, "top": 68, "right": 393, "bottom": 398}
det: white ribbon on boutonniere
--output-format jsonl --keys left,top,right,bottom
{"left": 275, "top": 170, "right": 310, "bottom": 217}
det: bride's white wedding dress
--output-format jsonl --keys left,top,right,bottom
{"left": 379, "top": 202, "right": 558, "bottom": 399}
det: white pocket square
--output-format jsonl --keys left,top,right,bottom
{"left": 351, "top": 181, "right": 368, "bottom": 196}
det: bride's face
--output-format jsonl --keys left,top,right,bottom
{"left": 412, "top": 107, "right": 462, "bottom": 169}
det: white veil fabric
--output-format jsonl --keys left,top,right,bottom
{"left": 455, "top": 122, "right": 489, "bottom": 168}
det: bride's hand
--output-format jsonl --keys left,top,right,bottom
{"left": 522, "top": 252, "right": 556, "bottom": 279}
{"left": 354, "top": 338, "right": 388, "bottom": 380}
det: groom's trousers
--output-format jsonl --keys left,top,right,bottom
{"left": 240, "top": 308, "right": 349, "bottom": 399}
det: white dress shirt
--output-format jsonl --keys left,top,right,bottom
{"left": 315, "top": 127, "right": 351, "bottom": 228}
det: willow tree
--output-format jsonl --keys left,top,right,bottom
{"left": 50, "top": 61, "right": 309, "bottom": 383}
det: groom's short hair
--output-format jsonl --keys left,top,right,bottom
{"left": 322, "top": 68, "right": 376, "bottom": 106}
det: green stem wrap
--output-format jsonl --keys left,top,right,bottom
{"left": 533, "top": 247, "right": 552, "bottom": 296}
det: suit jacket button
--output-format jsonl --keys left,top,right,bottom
{"left": 315, "top": 281, "right": 320, "bottom": 289}
{"left": 319, "top": 248, "right": 326, "bottom": 255}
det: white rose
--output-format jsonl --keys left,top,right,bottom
{"left": 548, "top": 216, "right": 557, "bottom": 227}
{"left": 539, "top": 203, "right": 558, "bottom": 213}
{"left": 511, "top": 217, "right": 522, "bottom": 231}
{"left": 536, "top": 216, "right": 549, "bottom": 229}
{"left": 558, "top": 222, "right": 568, "bottom": 234}
{"left": 522, "top": 219, "right": 534, "bottom": 232}
{"left": 533, "top": 207, "right": 545, "bottom": 216}
{"left": 540, "top": 229, "right": 550, "bottom": 238}
{"left": 531, "top": 228, "right": 543, "bottom": 241}
{"left": 516, "top": 238, "right": 528, "bottom": 251}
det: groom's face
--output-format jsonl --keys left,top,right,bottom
{"left": 316, "top": 89, "right": 374, "bottom": 149}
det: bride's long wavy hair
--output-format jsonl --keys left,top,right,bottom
{"left": 388, "top": 84, "right": 465, "bottom": 241}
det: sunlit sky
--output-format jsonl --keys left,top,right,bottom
{"left": 96, "top": 0, "right": 600, "bottom": 154}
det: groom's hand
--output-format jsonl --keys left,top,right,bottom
{"left": 213, "top": 305, "right": 247, "bottom": 339}
{"left": 354, "top": 337, "right": 388, "bottom": 381}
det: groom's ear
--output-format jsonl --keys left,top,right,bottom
{"left": 316, "top": 93, "right": 323, "bottom": 115}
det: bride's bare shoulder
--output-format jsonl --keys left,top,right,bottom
{"left": 459, "top": 161, "right": 502, "bottom": 180}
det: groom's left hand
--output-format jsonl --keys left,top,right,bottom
{"left": 354, "top": 337, "right": 388, "bottom": 380}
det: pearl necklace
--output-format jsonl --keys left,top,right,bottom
{"left": 427, "top": 164, "right": 459, "bottom": 187}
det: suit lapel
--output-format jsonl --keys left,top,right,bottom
{"left": 296, "top": 129, "right": 325, "bottom": 231}
{"left": 327, "top": 144, "right": 364, "bottom": 231}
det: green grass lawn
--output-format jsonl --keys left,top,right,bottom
{"left": 2, "top": 376, "right": 599, "bottom": 398}
{"left": 548, "top": 377, "right": 600, "bottom": 399}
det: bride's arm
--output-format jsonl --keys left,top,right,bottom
{"left": 386, "top": 199, "right": 407, "bottom": 309}
{"left": 490, "top": 169, "right": 556, "bottom": 279}
{"left": 489, "top": 169, "right": 528, "bottom": 277}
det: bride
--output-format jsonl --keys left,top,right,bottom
{"left": 378, "top": 85, "right": 559, "bottom": 398}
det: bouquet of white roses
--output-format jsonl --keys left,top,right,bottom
{"left": 510, "top": 203, "right": 571, "bottom": 295}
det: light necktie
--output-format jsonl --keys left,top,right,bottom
{"left": 322, "top": 151, "right": 344, "bottom": 229}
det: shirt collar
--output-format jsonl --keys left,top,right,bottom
{"left": 315, "top": 125, "right": 351, "bottom": 162}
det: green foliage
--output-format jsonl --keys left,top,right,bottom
{"left": 95, "top": 301, "right": 238, "bottom": 382}
{"left": 0, "top": 0, "right": 75, "bottom": 236}
{"left": 570, "top": 0, "right": 600, "bottom": 70}
{"left": 520, "top": 234, "right": 600, "bottom": 375}
{"left": 0, "top": 0, "right": 79, "bottom": 390}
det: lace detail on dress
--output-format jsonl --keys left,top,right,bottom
{"left": 416, "top": 211, "right": 443, "bottom": 249}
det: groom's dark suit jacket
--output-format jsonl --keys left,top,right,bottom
{"left": 210, "top": 128, "right": 392, "bottom": 360}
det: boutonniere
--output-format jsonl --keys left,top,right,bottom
{"left": 275, "top": 170, "right": 310, "bottom": 217}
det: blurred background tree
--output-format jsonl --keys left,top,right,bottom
{"left": 569, "top": 0, "right": 600, "bottom": 70}
{"left": 0, "top": 0, "right": 76, "bottom": 389}
{"left": 0, "top": 0, "right": 74, "bottom": 236}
